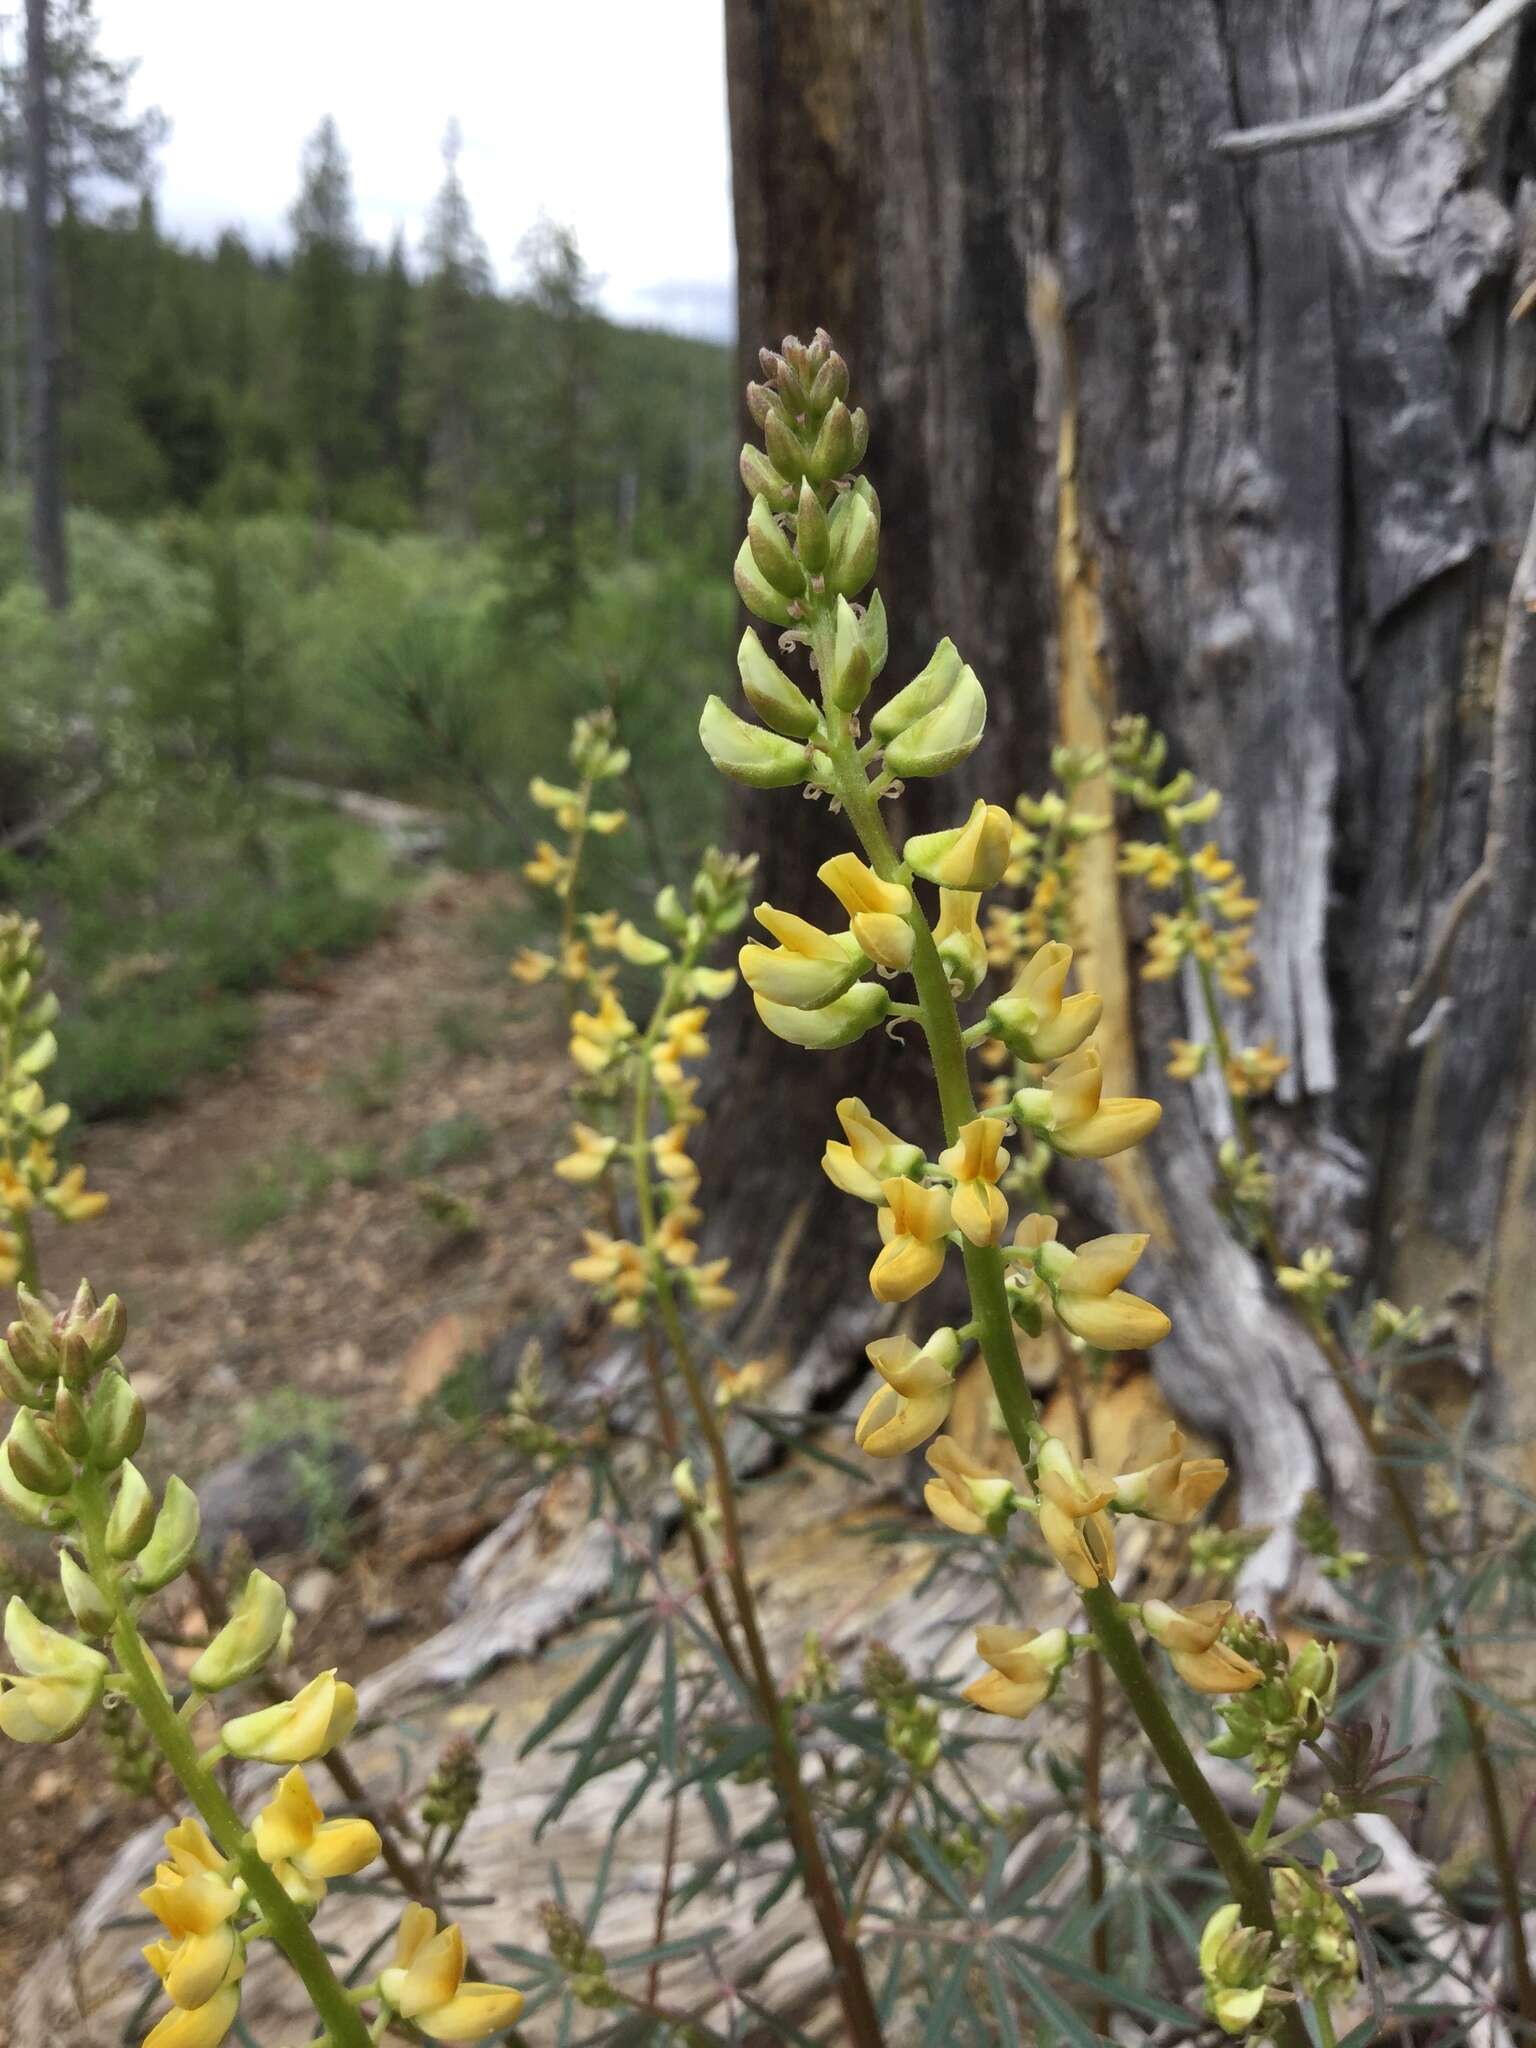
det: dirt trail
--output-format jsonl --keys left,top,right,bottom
{"left": 0, "top": 870, "right": 590, "bottom": 2007}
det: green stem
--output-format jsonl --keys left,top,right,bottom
{"left": 1248, "top": 1782, "right": 1284, "bottom": 1855}
{"left": 823, "top": 707, "right": 1310, "bottom": 2045}
{"left": 74, "top": 1471, "right": 373, "bottom": 2048}
{"left": 629, "top": 958, "right": 887, "bottom": 2048}
{"left": 1314, "top": 1994, "right": 1338, "bottom": 2048}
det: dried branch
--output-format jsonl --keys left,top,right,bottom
{"left": 1213, "top": 0, "right": 1534, "bottom": 160}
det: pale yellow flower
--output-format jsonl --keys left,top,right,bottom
{"left": 220, "top": 1669, "right": 358, "bottom": 1764}
{"left": 937, "top": 1114, "right": 1010, "bottom": 1246}
{"left": 903, "top": 799, "right": 1014, "bottom": 891}
{"left": 510, "top": 947, "right": 555, "bottom": 985}
{"left": 817, "top": 852, "right": 914, "bottom": 971}
{"left": 1142, "top": 1599, "right": 1263, "bottom": 1694}
{"left": 1037, "top": 1231, "right": 1171, "bottom": 1351}
{"left": 854, "top": 1331, "right": 958, "bottom": 1457}
{"left": 523, "top": 841, "right": 571, "bottom": 890}
{"left": 1113, "top": 1429, "right": 1226, "bottom": 1524}
{"left": 987, "top": 940, "right": 1102, "bottom": 1063}
{"left": 142, "top": 1982, "right": 242, "bottom": 2048}
{"left": 932, "top": 888, "right": 987, "bottom": 993}
{"left": 923, "top": 1436, "right": 1015, "bottom": 1535}
{"left": 740, "top": 905, "right": 866, "bottom": 1009}
{"left": 1012, "top": 1046, "right": 1161, "bottom": 1159}
{"left": 821, "top": 1096, "right": 924, "bottom": 1204}
{"left": 553, "top": 1123, "right": 618, "bottom": 1184}
{"left": 569, "top": 990, "right": 635, "bottom": 1076}
{"left": 1166, "top": 1037, "right": 1208, "bottom": 1081}
{"left": 651, "top": 1007, "right": 709, "bottom": 1087}
{"left": 962, "top": 1625, "right": 1072, "bottom": 1720}
{"left": 689, "top": 1256, "right": 736, "bottom": 1314}
{"left": 379, "top": 1905, "right": 525, "bottom": 2041}
{"left": 1035, "top": 1437, "right": 1117, "bottom": 1590}
{"left": 0, "top": 1595, "right": 108, "bottom": 1743}
{"left": 870, "top": 1178, "right": 953, "bottom": 1302}
{"left": 140, "top": 1859, "right": 242, "bottom": 2011}
{"left": 251, "top": 1766, "right": 381, "bottom": 1907}
{"left": 1118, "top": 841, "right": 1182, "bottom": 889}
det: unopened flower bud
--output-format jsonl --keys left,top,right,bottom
{"left": 58, "top": 1550, "right": 113, "bottom": 1637}
{"left": 753, "top": 980, "right": 889, "bottom": 1050}
{"left": 190, "top": 1569, "right": 289, "bottom": 1690}
{"left": 133, "top": 1475, "right": 201, "bottom": 1591}
{"left": 808, "top": 351, "right": 848, "bottom": 414}
{"left": 795, "top": 479, "right": 830, "bottom": 574}
{"left": 737, "top": 629, "right": 819, "bottom": 739}
{"left": 50, "top": 1384, "right": 89, "bottom": 1459}
{"left": 5, "top": 1410, "right": 72, "bottom": 1496}
{"left": 699, "top": 696, "right": 815, "bottom": 789}
{"left": 763, "top": 405, "right": 808, "bottom": 484}
{"left": 884, "top": 666, "right": 987, "bottom": 779}
{"left": 106, "top": 1461, "right": 157, "bottom": 1558}
{"left": 827, "top": 595, "right": 872, "bottom": 711}
{"left": 733, "top": 537, "right": 796, "bottom": 627}
{"left": 86, "top": 1370, "right": 145, "bottom": 1469}
{"left": 739, "top": 441, "right": 795, "bottom": 511}
{"left": 0, "top": 1596, "right": 107, "bottom": 1743}
{"left": 0, "top": 1344, "right": 43, "bottom": 1409}
{"left": 83, "top": 1294, "right": 127, "bottom": 1369}
{"left": 869, "top": 638, "right": 962, "bottom": 744}
{"left": 825, "top": 479, "right": 879, "bottom": 595}
{"left": 747, "top": 495, "right": 806, "bottom": 599}
{"left": 808, "top": 397, "right": 856, "bottom": 483}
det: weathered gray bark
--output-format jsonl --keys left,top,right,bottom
{"left": 720, "top": 0, "right": 1536, "bottom": 1581}
{"left": 23, "top": 0, "right": 66, "bottom": 610}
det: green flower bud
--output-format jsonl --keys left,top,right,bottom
{"left": 808, "top": 398, "right": 856, "bottom": 483}
{"left": 825, "top": 480, "right": 879, "bottom": 596}
{"left": 752, "top": 980, "right": 890, "bottom": 1050}
{"left": 189, "top": 1569, "right": 289, "bottom": 1690}
{"left": 0, "top": 1343, "right": 45, "bottom": 1409}
{"left": 808, "top": 351, "right": 849, "bottom": 414}
{"left": 739, "top": 442, "right": 795, "bottom": 512}
{"left": 83, "top": 1294, "right": 127, "bottom": 1370}
{"left": 737, "top": 630, "right": 820, "bottom": 740}
{"left": 86, "top": 1370, "right": 146, "bottom": 1470}
{"left": 869, "top": 638, "right": 963, "bottom": 744}
{"left": 5, "top": 1411, "right": 72, "bottom": 1496}
{"left": 0, "top": 1438, "right": 72, "bottom": 1528}
{"left": 733, "top": 537, "right": 796, "bottom": 627}
{"left": 747, "top": 495, "right": 806, "bottom": 599}
{"left": 849, "top": 406, "right": 870, "bottom": 466}
{"left": 654, "top": 884, "right": 688, "bottom": 935}
{"left": 795, "top": 480, "right": 830, "bottom": 574}
{"left": 764, "top": 407, "right": 808, "bottom": 484}
{"left": 826, "top": 595, "right": 872, "bottom": 712}
{"left": 699, "top": 696, "right": 814, "bottom": 789}
{"left": 883, "top": 666, "right": 987, "bottom": 778}
{"left": 860, "top": 590, "right": 888, "bottom": 682}
{"left": 106, "top": 1461, "right": 157, "bottom": 1559}
{"left": 58, "top": 1550, "right": 113, "bottom": 1637}
{"left": 133, "top": 1475, "right": 201, "bottom": 1591}
{"left": 51, "top": 1384, "right": 90, "bottom": 1459}
{"left": 745, "top": 381, "right": 776, "bottom": 431}
{"left": 57, "top": 1328, "right": 92, "bottom": 1386}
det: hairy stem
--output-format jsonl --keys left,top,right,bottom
{"left": 75, "top": 1471, "right": 373, "bottom": 2048}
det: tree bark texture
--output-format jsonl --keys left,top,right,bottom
{"left": 720, "top": 0, "right": 1536, "bottom": 1591}
{"left": 24, "top": 0, "right": 67, "bottom": 610}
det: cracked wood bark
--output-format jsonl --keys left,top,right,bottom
{"left": 720, "top": 0, "right": 1536, "bottom": 1587}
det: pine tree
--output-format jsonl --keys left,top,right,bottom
{"left": 289, "top": 115, "right": 362, "bottom": 518}
{"left": 366, "top": 228, "right": 414, "bottom": 497}
{"left": 415, "top": 122, "right": 491, "bottom": 535}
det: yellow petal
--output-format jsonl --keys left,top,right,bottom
{"left": 850, "top": 909, "right": 914, "bottom": 971}
{"left": 1050, "top": 1095, "right": 1162, "bottom": 1159}
{"left": 143, "top": 1984, "right": 241, "bottom": 2048}
{"left": 1061, "top": 1233, "right": 1149, "bottom": 1298}
{"left": 817, "top": 852, "right": 911, "bottom": 919}
{"left": 854, "top": 1382, "right": 951, "bottom": 1457}
{"left": 399, "top": 1922, "right": 467, "bottom": 2018}
{"left": 302, "top": 1817, "right": 383, "bottom": 1880}
{"left": 821, "top": 1141, "right": 885, "bottom": 1203}
{"left": 1171, "top": 1643, "right": 1264, "bottom": 1694}
{"left": 922, "top": 1478, "right": 986, "bottom": 1535}
{"left": 162, "top": 1926, "right": 238, "bottom": 2011}
{"left": 962, "top": 1668, "right": 1050, "bottom": 1719}
{"left": 869, "top": 1234, "right": 947, "bottom": 1303}
{"left": 419, "top": 1984, "right": 528, "bottom": 2041}
{"left": 950, "top": 1177, "right": 1008, "bottom": 1248}
{"left": 1056, "top": 1287, "right": 1170, "bottom": 1351}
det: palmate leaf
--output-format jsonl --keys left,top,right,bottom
{"left": 919, "top": 1950, "right": 977, "bottom": 2045}
{"left": 1001, "top": 1948, "right": 1107, "bottom": 2048}
{"left": 520, "top": 1618, "right": 653, "bottom": 1758}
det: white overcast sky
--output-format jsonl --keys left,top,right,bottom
{"left": 83, "top": 0, "right": 737, "bottom": 338}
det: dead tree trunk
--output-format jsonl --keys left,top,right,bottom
{"left": 24, "top": 0, "right": 67, "bottom": 610}
{"left": 720, "top": 0, "right": 1536, "bottom": 1581}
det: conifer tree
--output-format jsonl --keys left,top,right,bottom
{"left": 289, "top": 115, "right": 361, "bottom": 518}
{"left": 366, "top": 227, "right": 415, "bottom": 498}
{"left": 416, "top": 121, "right": 491, "bottom": 534}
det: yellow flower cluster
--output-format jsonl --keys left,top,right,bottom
{"left": 0, "top": 914, "right": 107, "bottom": 1288}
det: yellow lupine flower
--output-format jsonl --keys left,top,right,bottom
{"left": 1226, "top": 1040, "right": 1289, "bottom": 1099}
{"left": 739, "top": 905, "right": 866, "bottom": 1010}
{"left": 932, "top": 888, "right": 987, "bottom": 993}
{"left": 1209, "top": 878, "right": 1259, "bottom": 922}
{"left": 569, "top": 1231, "right": 650, "bottom": 1321}
{"left": 1142, "top": 1599, "right": 1263, "bottom": 1694}
{"left": 689, "top": 1256, "right": 737, "bottom": 1314}
{"left": 588, "top": 808, "right": 628, "bottom": 836}
{"left": 651, "top": 1007, "right": 709, "bottom": 1087}
{"left": 1189, "top": 840, "right": 1235, "bottom": 884}
{"left": 714, "top": 1357, "right": 767, "bottom": 1406}
{"left": 0, "top": 1159, "right": 34, "bottom": 1214}
{"left": 1038, "top": 1230, "right": 1171, "bottom": 1350}
{"left": 529, "top": 776, "right": 583, "bottom": 829}
{"left": 903, "top": 799, "right": 1014, "bottom": 891}
{"left": 379, "top": 1904, "right": 525, "bottom": 2041}
{"left": 142, "top": 1981, "right": 242, "bottom": 2048}
{"left": 553, "top": 1123, "right": 618, "bottom": 1184}
{"left": 651, "top": 1123, "right": 697, "bottom": 1191}
{"left": 220, "top": 1669, "right": 358, "bottom": 1765}
{"left": 1035, "top": 1437, "right": 1117, "bottom": 1590}
{"left": 817, "top": 852, "right": 914, "bottom": 971}
{"left": 42, "top": 1161, "right": 106, "bottom": 1221}
{"left": 251, "top": 1766, "right": 381, "bottom": 1906}
{"left": 923, "top": 1436, "right": 1015, "bottom": 1535}
{"left": 854, "top": 1330, "right": 959, "bottom": 1457}
{"left": 1140, "top": 912, "right": 1188, "bottom": 980}
{"left": 522, "top": 841, "right": 571, "bottom": 890}
{"left": 510, "top": 947, "right": 555, "bottom": 985}
{"left": 1012, "top": 1046, "right": 1161, "bottom": 1160}
{"left": 962, "top": 1625, "right": 1072, "bottom": 1721}
{"left": 0, "top": 1229, "right": 19, "bottom": 1287}
{"left": 655, "top": 1203, "right": 701, "bottom": 1267}
{"left": 987, "top": 940, "right": 1102, "bottom": 1063}
{"left": 1118, "top": 841, "right": 1182, "bottom": 889}
{"left": 140, "top": 1862, "right": 242, "bottom": 2011}
{"left": 1166, "top": 1037, "right": 1208, "bottom": 1080}
{"left": 821, "top": 1096, "right": 924, "bottom": 1204}
{"left": 569, "top": 990, "right": 635, "bottom": 1076}
{"left": 937, "top": 1114, "right": 1010, "bottom": 1246}
{"left": 1113, "top": 1428, "right": 1226, "bottom": 1524}
{"left": 869, "top": 1177, "right": 953, "bottom": 1302}
{"left": 585, "top": 909, "right": 623, "bottom": 949}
